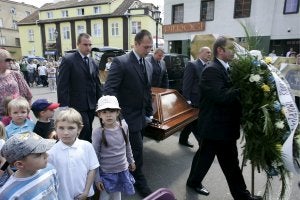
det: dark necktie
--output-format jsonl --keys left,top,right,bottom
{"left": 139, "top": 58, "right": 145, "bottom": 74}
{"left": 84, "top": 56, "right": 92, "bottom": 74}
{"left": 139, "top": 58, "right": 148, "bottom": 82}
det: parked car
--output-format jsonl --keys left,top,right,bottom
{"left": 24, "top": 56, "right": 47, "bottom": 63}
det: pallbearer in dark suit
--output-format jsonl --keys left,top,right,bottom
{"left": 57, "top": 33, "right": 101, "bottom": 142}
{"left": 104, "top": 30, "right": 153, "bottom": 198}
{"left": 146, "top": 48, "right": 169, "bottom": 88}
{"left": 186, "top": 36, "right": 262, "bottom": 200}
{"left": 179, "top": 47, "right": 211, "bottom": 148}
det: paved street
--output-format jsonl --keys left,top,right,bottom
{"left": 30, "top": 87, "right": 300, "bottom": 200}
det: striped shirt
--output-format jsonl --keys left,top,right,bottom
{"left": 0, "top": 164, "right": 59, "bottom": 200}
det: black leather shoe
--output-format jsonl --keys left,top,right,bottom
{"left": 179, "top": 141, "right": 194, "bottom": 148}
{"left": 187, "top": 183, "right": 209, "bottom": 196}
{"left": 239, "top": 195, "right": 263, "bottom": 200}
{"left": 247, "top": 195, "right": 263, "bottom": 200}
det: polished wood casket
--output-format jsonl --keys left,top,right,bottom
{"left": 144, "top": 87, "right": 199, "bottom": 141}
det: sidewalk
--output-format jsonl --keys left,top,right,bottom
{"left": 30, "top": 87, "right": 300, "bottom": 200}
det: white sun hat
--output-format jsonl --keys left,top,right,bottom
{"left": 96, "top": 95, "right": 121, "bottom": 111}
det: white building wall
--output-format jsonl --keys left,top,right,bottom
{"left": 164, "top": 0, "right": 300, "bottom": 43}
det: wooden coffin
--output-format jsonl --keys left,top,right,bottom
{"left": 144, "top": 87, "right": 199, "bottom": 141}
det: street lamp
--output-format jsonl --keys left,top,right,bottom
{"left": 153, "top": 9, "right": 161, "bottom": 49}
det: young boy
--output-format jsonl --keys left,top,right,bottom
{"left": 5, "top": 97, "right": 35, "bottom": 139}
{"left": 31, "top": 99, "right": 60, "bottom": 139}
{"left": 47, "top": 108, "right": 99, "bottom": 200}
{"left": 0, "top": 132, "right": 58, "bottom": 199}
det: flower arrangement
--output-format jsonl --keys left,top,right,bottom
{"left": 230, "top": 50, "right": 300, "bottom": 199}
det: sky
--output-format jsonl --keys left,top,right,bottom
{"left": 13, "top": 0, "right": 163, "bottom": 11}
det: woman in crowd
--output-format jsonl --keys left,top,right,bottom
{"left": 0, "top": 49, "right": 32, "bottom": 120}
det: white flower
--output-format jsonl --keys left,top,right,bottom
{"left": 275, "top": 121, "right": 285, "bottom": 129}
{"left": 250, "top": 50, "right": 263, "bottom": 60}
{"left": 249, "top": 74, "right": 261, "bottom": 82}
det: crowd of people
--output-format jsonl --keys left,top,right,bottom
{"left": 9, "top": 56, "right": 61, "bottom": 92}
{"left": 1, "top": 29, "right": 299, "bottom": 200}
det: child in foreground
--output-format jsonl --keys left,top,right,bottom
{"left": 5, "top": 97, "right": 35, "bottom": 139}
{"left": 92, "top": 95, "right": 136, "bottom": 200}
{"left": 0, "top": 132, "right": 58, "bottom": 199}
{"left": 47, "top": 108, "right": 99, "bottom": 200}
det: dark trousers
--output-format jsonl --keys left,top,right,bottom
{"left": 179, "top": 119, "right": 200, "bottom": 143}
{"left": 129, "top": 131, "right": 149, "bottom": 190}
{"left": 187, "top": 139, "right": 250, "bottom": 200}
{"left": 78, "top": 110, "right": 95, "bottom": 142}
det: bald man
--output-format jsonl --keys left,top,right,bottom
{"left": 179, "top": 47, "right": 211, "bottom": 147}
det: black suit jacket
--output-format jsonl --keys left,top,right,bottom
{"left": 57, "top": 51, "right": 101, "bottom": 111}
{"left": 104, "top": 51, "right": 153, "bottom": 132}
{"left": 197, "top": 58, "right": 241, "bottom": 140}
{"left": 182, "top": 59, "right": 205, "bottom": 106}
{"left": 146, "top": 56, "right": 169, "bottom": 88}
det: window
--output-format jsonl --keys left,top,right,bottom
{"left": 12, "top": 20, "right": 18, "bottom": 29}
{"left": 94, "top": 6, "right": 101, "bottom": 14}
{"left": 0, "top": 36, "right": 6, "bottom": 45}
{"left": 111, "top": 23, "right": 119, "bottom": 36}
{"left": 77, "top": 8, "right": 84, "bottom": 16}
{"left": 47, "top": 12, "right": 53, "bottom": 19}
{"left": 28, "top": 29, "right": 34, "bottom": 41}
{"left": 234, "top": 0, "right": 252, "bottom": 18}
{"left": 48, "top": 27, "right": 56, "bottom": 41}
{"left": 172, "top": 4, "right": 184, "bottom": 24}
{"left": 131, "top": 21, "right": 141, "bottom": 34}
{"left": 284, "top": 0, "right": 299, "bottom": 14}
{"left": 63, "top": 27, "right": 70, "bottom": 39}
{"left": 200, "top": 0, "right": 215, "bottom": 21}
{"left": 25, "top": 11, "right": 31, "bottom": 16}
{"left": 77, "top": 25, "right": 85, "bottom": 35}
{"left": 93, "top": 24, "right": 101, "bottom": 37}
{"left": 0, "top": 18, "right": 3, "bottom": 27}
{"left": 15, "top": 38, "right": 20, "bottom": 46}
{"left": 62, "top": 10, "right": 69, "bottom": 17}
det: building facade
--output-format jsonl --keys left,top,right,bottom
{"left": 163, "top": 0, "right": 300, "bottom": 57}
{"left": 18, "top": 0, "right": 162, "bottom": 59}
{"left": 0, "top": 0, "right": 37, "bottom": 59}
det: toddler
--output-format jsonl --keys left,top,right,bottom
{"left": 31, "top": 99, "right": 59, "bottom": 139}
{"left": 0, "top": 132, "right": 58, "bottom": 199}
{"left": 48, "top": 108, "right": 99, "bottom": 200}
{"left": 92, "top": 95, "right": 136, "bottom": 200}
{"left": 5, "top": 97, "right": 35, "bottom": 139}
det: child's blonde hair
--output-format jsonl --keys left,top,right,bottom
{"left": 0, "top": 121, "right": 5, "bottom": 140}
{"left": 7, "top": 97, "right": 30, "bottom": 115}
{"left": 55, "top": 108, "right": 83, "bottom": 129}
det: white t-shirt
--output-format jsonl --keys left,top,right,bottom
{"left": 38, "top": 65, "right": 47, "bottom": 76}
{"left": 47, "top": 139, "right": 99, "bottom": 200}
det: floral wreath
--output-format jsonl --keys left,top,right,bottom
{"left": 230, "top": 48, "right": 300, "bottom": 199}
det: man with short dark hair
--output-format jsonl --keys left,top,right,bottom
{"left": 57, "top": 33, "right": 101, "bottom": 142}
{"left": 186, "top": 36, "right": 262, "bottom": 200}
{"left": 104, "top": 29, "right": 153, "bottom": 197}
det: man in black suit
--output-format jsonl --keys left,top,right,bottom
{"left": 186, "top": 36, "right": 262, "bottom": 200}
{"left": 57, "top": 33, "right": 101, "bottom": 142}
{"left": 179, "top": 46, "right": 211, "bottom": 148}
{"left": 104, "top": 30, "right": 153, "bottom": 197}
{"left": 146, "top": 47, "right": 169, "bottom": 88}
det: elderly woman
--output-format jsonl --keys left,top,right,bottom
{"left": 0, "top": 49, "right": 32, "bottom": 119}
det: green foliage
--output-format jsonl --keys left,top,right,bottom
{"left": 230, "top": 53, "right": 297, "bottom": 199}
